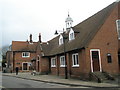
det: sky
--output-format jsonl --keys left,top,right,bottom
{"left": 0, "top": 0, "right": 117, "bottom": 48}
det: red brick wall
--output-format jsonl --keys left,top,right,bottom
{"left": 87, "top": 4, "right": 119, "bottom": 74}
{"left": 40, "top": 57, "right": 49, "bottom": 73}
{"left": 50, "top": 50, "right": 88, "bottom": 78}
{"left": 14, "top": 52, "right": 36, "bottom": 72}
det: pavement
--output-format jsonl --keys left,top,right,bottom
{"left": 2, "top": 72, "right": 120, "bottom": 88}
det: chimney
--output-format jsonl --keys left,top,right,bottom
{"left": 39, "top": 33, "right": 41, "bottom": 43}
{"left": 30, "top": 34, "right": 33, "bottom": 43}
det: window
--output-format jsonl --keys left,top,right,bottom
{"left": 16, "top": 63, "right": 20, "bottom": 65}
{"left": 116, "top": 20, "right": 120, "bottom": 39}
{"left": 69, "top": 29, "right": 75, "bottom": 41}
{"left": 22, "top": 52, "right": 30, "bottom": 57}
{"left": 59, "top": 35, "right": 63, "bottom": 45}
{"left": 107, "top": 53, "right": 112, "bottom": 63}
{"left": 60, "top": 56, "right": 65, "bottom": 67}
{"left": 51, "top": 58, "right": 56, "bottom": 67}
{"left": 92, "top": 51, "right": 99, "bottom": 60}
{"left": 37, "top": 55, "right": 40, "bottom": 60}
{"left": 72, "top": 53, "right": 79, "bottom": 67}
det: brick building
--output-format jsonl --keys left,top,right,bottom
{"left": 36, "top": 1, "right": 120, "bottom": 78}
{"left": 6, "top": 34, "right": 38, "bottom": 72}
{"left": 6, "top": 0, "right": 120, "bottom": 79}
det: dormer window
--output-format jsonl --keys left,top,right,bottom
{"left": 59, "top": 35, "right": 63, "bottom": 45}
{"left": 69, "top": 28, "right": 75, "bottom": 41}
{"left": 116, "top": 20, "right": 120, "bottom": 39}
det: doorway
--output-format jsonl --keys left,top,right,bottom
{"left": 90, "top": 49, "right": 102, "bottom": 72}
{"left": 37, "top": 61, "right": 39, "bottom": 72}
{"left": 118, "top": 52, "right": 120, "bottom": 71}
{"left": 22, "top": 62, "right": 28, "bottom": 71}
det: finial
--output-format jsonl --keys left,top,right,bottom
{"left": 39, "top": 33, "right": 41, "bottom": 36}
{"left": 68, "top": 10, "right": 69, "bottom": 17}
{"left": 39, "top": 33, "right": 41, "bottom": 43}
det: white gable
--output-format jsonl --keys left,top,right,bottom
{"left": 59, "top": 34, "right": 63, "bottom": 45}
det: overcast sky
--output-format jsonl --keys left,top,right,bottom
{"left": 0, "top": 0, "right": 116, "bottom": 48}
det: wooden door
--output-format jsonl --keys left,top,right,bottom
{"left": 23, "top": 63, "right": 28, "bottom": 70}
{"left": 38, "top": 61, "right": 39, "bottom": 72}
{"left": 118, "top": 52, "right": 120, "bottom": 71}
{"left": 91, "top": 51, "right": 100, "bottom": 72}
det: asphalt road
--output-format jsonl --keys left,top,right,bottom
{"left": 2, "top": 76, "right": 71, "bottom": 88}
{"left": 2, "top": 76, "right": 90, "bottom": 89}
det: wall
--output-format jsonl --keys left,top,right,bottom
{"left": 87, "top": 4, "right": 119, "bottom": 74}
{"left": 14, "top": 52, "right": 36, "bottom": 72}
{"left": 50, "top": 49, "right": 89, "bottom": 79}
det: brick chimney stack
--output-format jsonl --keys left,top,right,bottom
{"left": 30, "top": 34, "right": 33, "bottom": 43}
{"left": 39, "top": 33, "right": 41, "bottom": 43}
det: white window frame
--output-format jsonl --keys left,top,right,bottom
{"left": 51, "top": 58, "right": 56, "bottom": 67}
{"left": 22, "top": 52, "right": 30, "bottom": 58}
{"left": 116, "top": 20, "right": 120, "bottom": 39}
{"left": 90, "top": 49, "right": 102, "bottom": 72}
{"left": 22, "top": 62, "right": 29, "bottom": 71}
{"left": 60, "top": 56, "right": 65, "bottom": 67}
{"left": 59, "top": 35, "right": 63, "bottom": 45}
{"left": 72, "top": 53, "right": 79, "bottom": 67}
{"left": 69, "top": 28, "right": 75, "bottom": 41}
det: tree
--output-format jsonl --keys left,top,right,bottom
{"left": 2, "top": 54, "right": 6, "bottom": 67}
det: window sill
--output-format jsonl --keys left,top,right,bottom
{"left": 60, "top": 65, "right": 66, "bottom": 67}
{"left": 72, "top": 65, "right": 79, "bottom": 67}
{"left": 22, "top": 56, "right": 30, "bottom": 58}
{"left": 51, "top": 66, "right": 56, "bottom": 67}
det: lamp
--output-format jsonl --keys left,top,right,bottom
{"left": 54, "top": 30, "right": 58, "bottom": 35}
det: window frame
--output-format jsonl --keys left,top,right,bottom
{"left": 72, "top": 53, "right": 79, "bottom": 67}
{"left": 116, "top": 20, "right": 120, "bottom": 39}
{"left": 51, "top": 58, "right": 56, "bottom": 67}
{"left": 22, "top": 52, "right": 30, "bottom": 58}
{"left": 107, "top": 53, "right": 112, "bottom": 63}
{"left": 60, "top": 56, "right": 65, "bottom": 67}
{"left": 69, "top": 29, "right": 75, "bottom": 41}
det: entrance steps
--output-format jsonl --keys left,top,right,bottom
{"left": 89, "top": 72, "right": 115, "bottom": 83}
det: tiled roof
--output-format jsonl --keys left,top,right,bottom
{"left": 42, "top": 2, "right": 117, "bottom": 56}
{"left": 12, "top": 41, "right": 37, "bottom": 52}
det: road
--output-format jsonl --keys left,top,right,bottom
{"left": 2, "top": 76, "right": 90, "bottom": 89}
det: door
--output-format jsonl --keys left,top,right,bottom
{"left": 38, "top": 61, "right": 39, "bottom": 72}
{"left": 91, "top": 50, "right": 100, "bottom": 72}
{"left": 118, "top": 52, "right": 120, "bottom": 71}
{"left": 23, "top": 63, "right": 28, "bottom": 71}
